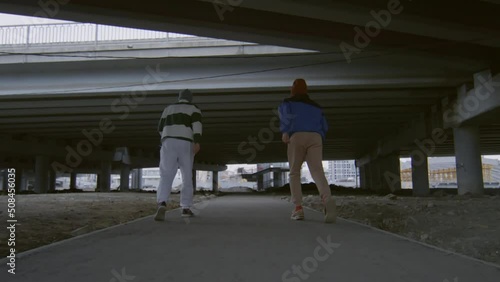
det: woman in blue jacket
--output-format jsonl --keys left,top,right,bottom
{"left": 279, "top": 79, "right": 336, "bottom": 223}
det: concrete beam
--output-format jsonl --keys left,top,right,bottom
{"left": 443, "top": 70, "right": 500, "bottom": 128}
{"left": 357, "top": 69, "right": 498, "bottom": 166}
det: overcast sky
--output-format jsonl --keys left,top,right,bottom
{"left": 0, "top": 12, "right": 73, "bottom": 26}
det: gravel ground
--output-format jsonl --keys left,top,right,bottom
{"left": 281, "top": 193, "right": 500, "bottom": 265}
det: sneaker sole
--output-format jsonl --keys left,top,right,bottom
{"left": 324, "top": 199, "right": 337, "bottom": 223}
{"left": 291, "top": 216, "right": 304, "bottom": 220}
{"left": 154, "top": 206, "right": 166, "bottom": 221}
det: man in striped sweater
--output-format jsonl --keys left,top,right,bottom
{"left": 154, "top": 89, "right": 202, "bottom": 221}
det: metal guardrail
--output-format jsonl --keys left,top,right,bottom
{"left": 0, "top": 22, "right": 211, "bottom": 46}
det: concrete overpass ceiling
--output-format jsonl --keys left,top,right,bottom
{"left": 213, "top": 0, "right": 500, "bottom": 48}
{"left": 0, "top": 52, "right": 487, "bottom": 96}
{"left": 1, "top": 1, "right": 500, "bottom": 56}
{"left": 1, "top": 0, "right": 499, "bottom": 167}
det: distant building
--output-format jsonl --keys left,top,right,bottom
{"left": 400, "top": 157, "right": 500, "bottom": 188}
{"left": 327, "top": 160, "right": 357, "bottom": 186}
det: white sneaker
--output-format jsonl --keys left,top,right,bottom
{"left": 154, "top": 203, "right": 167, "bottom": 221}
{"left": 324, "top": 198, "right": 337, "bottom": 223}
{"left": 291, "top": 208, "right": 304, "bottom": 220}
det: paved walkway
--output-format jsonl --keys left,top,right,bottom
{"left": 2, "top": 195, "right": 499, "bottom": 282}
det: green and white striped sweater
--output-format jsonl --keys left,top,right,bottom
{"left": 158, "top": 101, "right": 202, "bottom": 143}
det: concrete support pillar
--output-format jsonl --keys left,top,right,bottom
{"left": 131, "top": 169, "right": 142, "bottom": 189}
{"left": 35, "top": 155, "right": 49, "bottom": 193}
{"left": 381, "top": 154, "right": 401, "bottom": 192}
{"left": 273, "top": 171, "right": 282, "bottom": 188}
{"left": 120, "top": 164, "right": 130, "bottom": 191}
{"left": 15, "top": 168, "right": 24, "bottom": 192}
{"left": 212, "top": 171, "right": 219, "bottom": 193}
{"left": 454, "top": 126, "right": 484, "bottom": 195}
{"left": 70, "top": 172, "right": 77, "bottom": 190}
{"left": 355, "top": 167, "right": 359, "bottom": 188}
{"left": 369, "top": 160, "right": 382, "bottom": 191}
{"left": 131, "top": 169, "right": 137, "bottom": 189}
{"left": 411, "top": 150, "right": 430, "bottom": 196}
{"left": 263, "top": 173, "right": 271, "bottom": 189}
{"left": 99, "top": 161, "right": 111, "bottom": 192}
{"left": 192, "top": 170, "right": 197, "bottom": 195}
{"left": 1, "top": 169, "right": 8, "bottom": 191}
{"left": 364, "top": 164, "right": 373, "bottom": 190}
{"left": 137, "top": 168, "right": 142, "bottom": 189}
{"left": 257, "top": 175, "right": 264, "bottom": 191}
{"left": 48, "top": 167, "right": 56, "bottom": 192}
{"left": 359, "top": 165, "right": 368, "bottom": 190}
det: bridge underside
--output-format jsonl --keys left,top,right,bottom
{"left": 0, "top": 0, "right": 499, "bottom": 195}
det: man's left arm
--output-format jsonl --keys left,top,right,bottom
{"left": 192, "top": 107, "right": 202, "bottom": 154}
{"left": 321, "top": 113, "right": 328, "bottom": 139}
{"left": 158, "top": 109, "right": 167, "bottom": 135}
{"left": 279, "top": 102, "right": 293, "bottom": 143}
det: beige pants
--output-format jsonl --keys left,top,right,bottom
{"left": 287, "top": 132, "right": 331, "bottom": 206}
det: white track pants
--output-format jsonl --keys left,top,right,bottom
{"left": 157, "top": 138, "right": 194, "bottom": 208}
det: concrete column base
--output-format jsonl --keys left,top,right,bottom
{"left": 411, "top": 150, "right": 430, "bottom": 196}
{"left": 120, "top": 164, "right": 130, "bottom": 191}
{"left": 454, "top": 126, "right": 484, "bottom": 195}
{"left": 381, "top": 154, "right": 402, "bottom": 193}
{"left": 35, "top": 155, "right": 49, "bottom": 193}
{"left": 212, "top": 171, "right": 219, "bottom": 193}
{"left": 99, "top": 161, "right": 111, "bottom": 192}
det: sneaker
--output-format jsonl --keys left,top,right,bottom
{"left": 291, "top": 207, "right": 304, "bottom": 220}
{"left": 324, "top": 198, "right": 337, "bottom": 223}
{"left": 154, "top": 202, "right": 167, "bottom": 221}
{"left": 181, "top": 208, "right": 195, "bottom": 217}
